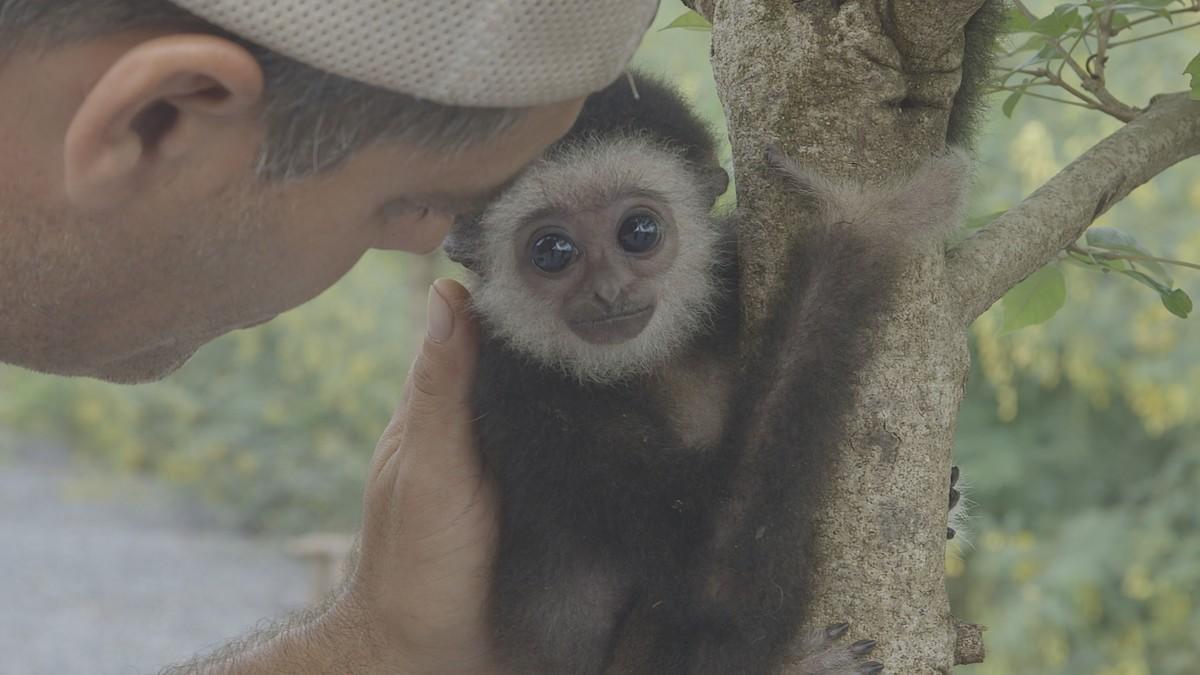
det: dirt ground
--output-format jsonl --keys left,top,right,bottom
{"left": 0, "top": 440, "right": 311, "bottom": 674}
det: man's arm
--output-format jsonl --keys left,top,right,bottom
{"left": 161, "top": 280, "right": 503, "bottom": 674}
{"left": 158, "top": 583, "right": 383, "bottom": 674}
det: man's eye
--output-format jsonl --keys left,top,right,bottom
{"left": 531, "top": 234, "right": 577, "bottom": 273}
{"left": 380, "top": 199, "right": 431, "bottom": 223}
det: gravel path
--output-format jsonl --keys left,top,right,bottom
{"left": 0, "top": 440, "right": 311, "bottom": 675}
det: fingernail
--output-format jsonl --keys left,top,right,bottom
{"left": 427, "top": 283, "right": 454, "bottom": 343}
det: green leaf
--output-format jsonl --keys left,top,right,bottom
{"left": 1003, "top": 91, "right": 1024, "bottom": 117}
{"left": 1031, "top": 7, "right": 1081, "bottom": 37}
{"left": 1011, "top": 35, "right": 1048, "bottom": 53}
{"left": 1002, "top": 264, "right": 1067, "bottom": 333}
{"left": 1098, "top": 257, "right": 1134, "bottom": 273}
{"left": 1085, "top": 227, "right": 1140, "bottom": 249}
{"left": 1114, "top": 0, "right": 1180, "bottom": 10}
{"left": 1184, "top": 52, "right": 1200, "bottom": 100}
{"left": 1068, "top": 246, "right": 1132, "bottom": 273}
{"left": 1062, "top": 254, "right": 1100, "bottom": 270}
{"left": 1085, "top": 227, "right": 1173, "bottom": 286}
{"left": 659, "top": 10, "right": 712, "bottom": 32}
{"left": 1007, "top": 7, "right": 1034, "bottom": 32}
{"left": 1120, "top": 268, "right": 1171, "bottom": 294}
{"left": 1010, "top": 44, "right": 1059, "bottom": 74}
{"left": 1162, "top": 288, "right": 1193, "bottom": 318}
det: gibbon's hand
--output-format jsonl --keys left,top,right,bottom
{"left": 344, "top": 278, "right": 503, "bottom": 674}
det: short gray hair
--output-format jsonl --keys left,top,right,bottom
{"left": 0, "top": 0, "right": 526, "bottom": 180}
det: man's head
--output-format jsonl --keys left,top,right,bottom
{"left": 0, "top": 0, "right": 653, "bottom": 383}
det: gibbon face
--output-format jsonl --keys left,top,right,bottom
{"left": 513, "top": 194, "right": 682, "bottom": 345}
{"left": 462, "top": 135, "right": 725, "bottom": 384}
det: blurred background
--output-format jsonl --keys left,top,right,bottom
{"left": 1, "top": 1, "right": 1197, "bottom": 673}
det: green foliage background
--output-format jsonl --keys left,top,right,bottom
{"left": 0, "top": 1, "right": 1197, "bottom": 672}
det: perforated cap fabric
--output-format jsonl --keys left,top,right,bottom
{"left": 168, "top": 0, "right": 659, "bottom": 108}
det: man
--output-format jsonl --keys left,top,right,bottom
{"left": 0, "top": 0, "right": 658, "bottom": 671}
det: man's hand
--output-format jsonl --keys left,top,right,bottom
{"left": 162, "top": 279, "right": 502, "bottom": 674}
{"left": 344, "top": 277, "right": 502, "bottom": 672}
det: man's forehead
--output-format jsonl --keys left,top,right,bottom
{"left": 170, "top": 0, "right": 659, "bottom": 108}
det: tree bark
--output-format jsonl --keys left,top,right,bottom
{"left": 704, "top": 1, "right": 983, "bottom": 672}
{"left": 684, "top": 1, "right": 1200, "bottom": 672}
{"left": 946, "top": 93, "right": 1200, "bottom": 325}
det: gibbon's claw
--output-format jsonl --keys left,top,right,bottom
{"left": 798, "top": 624, "right": 882, "bottom": 675}
{"left": 950, "top": 465, "right": 960, "bottom": 484}
{"left": 826, "top": 622, "right": 852, "bottom": 640}
{"left": 850, "top": 639, "right": 877, "bottom": 656}
{"left": 947, "top": 527, "right": 957, "bottom": 540}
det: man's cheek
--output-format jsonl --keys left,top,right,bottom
{"left": 371, "top": 212, "right": 455, "bottom": 254}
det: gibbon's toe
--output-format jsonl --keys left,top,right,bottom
{"left": 794, "top": 622, "right": 886, "bottom": 675}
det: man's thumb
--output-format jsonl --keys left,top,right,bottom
{"left": 406, "top": 278, "right": 479, "bottom": 412}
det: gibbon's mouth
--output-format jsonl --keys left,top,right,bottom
{"left": 569, "top": 305, "right": 654, "bottom": 345}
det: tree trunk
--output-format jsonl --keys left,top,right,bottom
{"left": 675, "top": 0, "right": 1200, "bottom": 672}
{"left": 702, "top": 2, "right": 983, "bottom": 671}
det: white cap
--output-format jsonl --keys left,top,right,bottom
{"left": 169, "top": 0, "right": 659, "bottom": 108}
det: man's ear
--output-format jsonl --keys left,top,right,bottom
{"left": 63, "top": 35, "right": 265, "bottom": 210}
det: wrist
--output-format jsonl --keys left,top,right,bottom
{"left": 314, "top": 586, "right": 406, "bottom": 674}
{"left": 334, "top": 580, "right": 507, "bottom": 675}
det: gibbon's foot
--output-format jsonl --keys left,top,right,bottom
{"left": 794, "top": 622, "right": 885, "bottom": 675}
{"left": 948, "top": 465, "right": 961, "bottom": 540}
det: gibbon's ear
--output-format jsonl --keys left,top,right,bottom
{"left": 705, "top": 166, "right": 731, "bottom": 207}
{"left": 63, "top": 34, "right": 265, "bottom": 211}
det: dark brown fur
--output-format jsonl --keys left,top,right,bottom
{"left": 450, "top": 74, "right": 968, "bottom": 674}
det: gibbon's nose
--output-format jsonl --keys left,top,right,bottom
{"left": 588, "top": 248, "right": 634, "bottom": 308}
{"left": 592, "top": 276, "right": 625, "bottom": 307}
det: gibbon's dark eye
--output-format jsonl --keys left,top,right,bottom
{"left": 531, "top": 233, "right": 577, "bottom": 273}
{"left": 618, "top": 212, "right": 662, "bottom": 254}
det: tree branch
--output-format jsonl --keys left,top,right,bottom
{"left": 1108, "top": 19, "right": 1200, "bottom": 48}
{"left": 945, "top": 93, "right": 1200, "bottom": 325}
{"left": 953, "top": 620, "right": 987, "bottom": 665}
{"left": 1113, "top": 1, "right": 1200, "bottom": 35}
{"left": 1011, "top": 0, "right": 1140, "bottom": 121}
